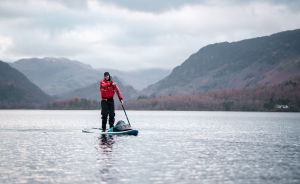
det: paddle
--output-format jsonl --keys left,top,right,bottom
{"left": 120, "top": 99, "right": 131, "bottom": 126}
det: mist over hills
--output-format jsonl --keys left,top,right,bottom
{"left": 142, "top": 29, "right": 300, "bottom": 97}
{"left": 0, "top": 60, "right": 52, "bottom": 108}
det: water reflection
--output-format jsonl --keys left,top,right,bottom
{"left": 96, "top": 135, "right": 116, "bottom": 183}
{"left": 98, "top": 135, "right": 115, "bottom": 152}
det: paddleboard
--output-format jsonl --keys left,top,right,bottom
{"left": 82, "top": 128, "right": 138, "bottom": 136}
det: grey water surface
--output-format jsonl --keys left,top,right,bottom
{"left": 0, "top": 110, "right": 299, "bottom": 184}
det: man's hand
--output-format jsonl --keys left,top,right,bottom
{"left": 120, "top": 99, "right": 124, "bottom": 104}
{"left": 112, "top": 82, "right": 117, "bottom": 86}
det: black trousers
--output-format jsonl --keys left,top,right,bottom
{"left": 101, "top": 98, "right": 115, "bottom": 130}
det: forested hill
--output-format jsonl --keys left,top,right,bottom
{"left": 143, "top": 29, "right": 300, "bottom": 97}
{"left": 126, "top": 75, "right": 300, "bottom": 111}
{"left": 0, "top": 61, "right": 52, "bottom": 108}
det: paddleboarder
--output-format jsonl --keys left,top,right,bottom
{"left": 100, "top": 72, "right": 123, "bottom": 132}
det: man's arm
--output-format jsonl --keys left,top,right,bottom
{"left": 113, "top": 83, "right": 123, "bottom": 103}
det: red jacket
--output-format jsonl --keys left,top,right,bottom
{"left": 100, "top": 79, "right": 123, "bottom": 100}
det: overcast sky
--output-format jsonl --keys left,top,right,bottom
{"left": 0, "top": 0, "right": 300, "bottom": 71}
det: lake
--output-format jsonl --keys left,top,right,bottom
{"left": 0, "top": 110, "right": 299, "bottom": 184}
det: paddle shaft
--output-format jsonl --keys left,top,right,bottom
{"left": 121, "top": 102, "right": 131, "bottom": 126}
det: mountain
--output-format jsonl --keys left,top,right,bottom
{"left": 60, "top": 76, "right": 138, "bottom": 100}
{"left": 0, "top": 60, "right": 52, "bottom": 108}
{"left": 11, "top": 57, "right": 101, "bottom": 95}
{"left": 10, "top": 57, "right": 170, "bottom": 96}
{"left": 142, "top": 29, "right": 300, "bottom": 97}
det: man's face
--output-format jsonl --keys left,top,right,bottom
{"left": 104, "top": 75, "right": 110, "bottom": 80}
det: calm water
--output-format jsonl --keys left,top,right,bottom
{"left": 0, "top": 110, "right": 299, "bottom": 184}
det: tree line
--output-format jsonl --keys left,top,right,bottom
{"left": 2, "top": 77, "right": 298, "bottom": 111}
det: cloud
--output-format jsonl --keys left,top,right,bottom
{"left": 0, "top": 0, "right": 300, "bottom": 70}
{"left": 95, "top": 0, "right": 300, "bottom": 12}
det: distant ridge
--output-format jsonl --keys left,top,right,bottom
{"left": 10, "top": 57, "right": 170, "bottom": 96}
{"left": 11, "top": 57, "right": 100, "bottom": 95}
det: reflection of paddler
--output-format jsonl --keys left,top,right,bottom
{"left": 97, "top": 134, "right": 114, "bottom": 181}
{"left": 99, "top": 134, "right": 114, "bottom": 150}
{"left": 99, "top": 72, "right": 123, "bottom": 132}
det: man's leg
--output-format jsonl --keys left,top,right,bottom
{"left": 101, "top": 100, "right": 109, "bottom": 131}
{"left": 108, "top": 100, "right": 115, "bottom": 128}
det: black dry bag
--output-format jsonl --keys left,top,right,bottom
{"left": 113, "top": 120, "right": 131, "bottom": 131}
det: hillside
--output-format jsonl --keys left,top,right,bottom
{"left": 0, "top": 60, "right": 52, "bottom": 108}
{"left": 125, "top": 76, "right": 300, "bottom": 111}
{"left": 142, "top": 29, "right": 300, "bottom": 97}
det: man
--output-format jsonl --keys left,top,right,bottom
{"left": 100, "top": 72, "right": 123, "bottom": 132}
